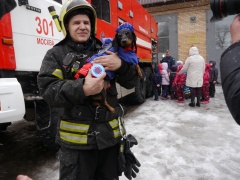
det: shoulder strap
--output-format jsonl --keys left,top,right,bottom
{"left": 60, "top": 45, "right": 97, "bottom": 79}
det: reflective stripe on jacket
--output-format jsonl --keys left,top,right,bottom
{"left": 59, "top": 118, "right": 122, "bottom": 145}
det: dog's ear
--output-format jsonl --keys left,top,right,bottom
{"left": 132, "top": 32, "right": 137, "bottom": 53}
{"left": 112, "top": 36, "right": 119, "bottom": 52}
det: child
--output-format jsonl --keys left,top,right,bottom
{"left": 209, "top": 61, "right": 218, "bottom": 97}
{"left": 169, "top": 65, "right": 178, "bottom": 100}
{"left": 152, "top": 66, "right": 162, "bottom": 101}
{"left": 172, "top": 65, "right": 187, "bottom": 103}
{"left": 160, "top": 62, "right": 170, "bottom": 100}
{"left": 183, "top": 82, "right": 191, "bottom": 99}
{"left": 157, "top": 63, "right": 163, "bottom": 96}
{"left": 201, "top": 63, "right": 211, "bottom": 104}
{"left": 176, "top": 60, "right": 183, "bottom": 67}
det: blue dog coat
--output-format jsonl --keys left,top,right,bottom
{"left": 87, "top": 37, "right": 139, "bottom": 79}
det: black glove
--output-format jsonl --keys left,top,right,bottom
{"left": 123, "top": 134, "right": 141, "bottom": 180}
{"left": 124, "top": 146, "right": 141, "bottom": 179}
{"left": 125, "top": 134, "right": 138, "bottom": 147}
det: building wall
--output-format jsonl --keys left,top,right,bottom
{"left": 178, "top": 8, "right": 207, "bottom": 61}
{"left": 145, "top": 0, "right": 210, "bottom": 62}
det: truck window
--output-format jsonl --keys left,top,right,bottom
{"left": 118, "top": 18, "right": 125, "bottom": 26}
{"left": 92, "top": 0, "right": 110, "bottom": 23}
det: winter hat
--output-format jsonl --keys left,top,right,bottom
{"left": 189, "top": 46, "right": 199, "bottom": 56}
{"left": 154, "top": 66, "right": 160, "bottom": 73}
{"left": 205, "top": 63, "right": 211, "bottom": 71}
{"left": 177, "top": 64, "right": 183, "bottom": 72}
{"left": 116, "top": 22, "right": 134, "bottom": 33}
{"left": 170, "top": 65, "right": 178, "bottom": 72}
{"left": 176, "top": 60, "right": 183, "bottom": 66}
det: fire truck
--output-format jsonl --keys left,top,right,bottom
{"left": 0, "top": 0, "right": 158, "bottom": 147}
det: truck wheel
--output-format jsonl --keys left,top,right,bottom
{"left": 127, "top": 68, "right": 146, "bottom": 104}
{"left": 143, "top": 67, "right": 153, "bottom": 98}
{"left": 35, "top": 100, "right": 60, "bottom": 150}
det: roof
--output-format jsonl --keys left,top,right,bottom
{"left": 139, "top": 0, "right": 200, "bottom": 7}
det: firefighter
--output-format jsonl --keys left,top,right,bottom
{"left": 37, "top": 0, "right": 138, "bottom": 179}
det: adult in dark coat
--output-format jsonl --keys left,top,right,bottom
{"left": 161, "top": 50, "right": 176, "bottom": 70}
{"left": 220, "top": 14, "right": 240, "bottom": 125}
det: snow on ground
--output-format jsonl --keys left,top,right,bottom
{"left": 120, "top": 85, "right": 240, "bottom": 180}
{"left": 34, "top": 85, "right": 240, "bottom": 180}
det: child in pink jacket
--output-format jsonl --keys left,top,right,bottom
{"left": 172, "top": 65, "right": 187, "bottom": 103}
{"left": 201, "top": 63, "right": 211, "bottom": 104}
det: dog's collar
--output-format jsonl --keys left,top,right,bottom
{"left": 124, "top": 47, "right": 135, "bottom": 52}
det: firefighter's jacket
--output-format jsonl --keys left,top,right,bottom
{"left": 37, "top": 37, "right": 138, "bottom": 150}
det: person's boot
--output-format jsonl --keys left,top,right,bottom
{"left": 201, "top": 100, "right": 209, "bottom": 104}
{"left": 189, "top": 102, "right": 195, "bottom": 107}
{"left": 189, "top": 96, "right": 195, "bottom": 107}
{"left": 196, "top": 96, "right": 201, "bottom": 107}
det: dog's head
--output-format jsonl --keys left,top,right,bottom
{"left": 112, "top": 22, "right": 137, "bottom": 52}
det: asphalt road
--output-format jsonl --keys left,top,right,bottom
{"left": 0, "top": 119, "right": 58, "bottom": 180}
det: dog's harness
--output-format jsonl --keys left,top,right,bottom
{"left": 97, "top": 42, "right": 113, "bottom": 55}
{"left": 74, "top": 42, "right": 114, "bottom": 79}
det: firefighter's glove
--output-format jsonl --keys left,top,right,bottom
{"left": 123, "top": 134, "right": 141, "bottom": 180}
{"left": 126, "top": 134, "right": 138, "bottom": 147}
{"left": 124, "top": 145, "right": 141, "bottom": 179}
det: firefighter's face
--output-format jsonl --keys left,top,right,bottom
{"left": 66, "top": 14, "right": 91, "bottom": 43}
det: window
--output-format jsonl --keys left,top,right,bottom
{"left": 118, "top": 18, "right": 125, "bottom": 26}
{"left": 92, "top": 0, "right": 110, "bottom": 23}
{"left": 215, "top": 16, "right": 234, "bottom": 50}
{"left": 158, "top": 22, "right": 169, "bottom": 54}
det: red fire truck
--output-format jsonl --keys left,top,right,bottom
{"left": 0, "top": 0, "right": 158, "bottom": 147}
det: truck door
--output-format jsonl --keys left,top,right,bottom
{"left": 10, "top": 0, "right": 64, "bottom": 72}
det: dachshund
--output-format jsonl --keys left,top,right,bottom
{"left": 112, "top": 23, "right": 142, "bottom": 78}
{"left": 75, "top": 22, "right": 142, "bottom": 113}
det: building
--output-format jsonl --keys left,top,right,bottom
{"left": 139, "top": 0, "right": 234, "bottom": 82}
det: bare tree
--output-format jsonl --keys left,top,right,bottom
{"left": 215, "top": 25, "right": 229, "bottom": 49}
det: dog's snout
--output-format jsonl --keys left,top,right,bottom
{"left": 121, "top": 34, "right": 128, "bottom": 44}
{"left": 121, "top": 39, "right": 127, "bottom": 44}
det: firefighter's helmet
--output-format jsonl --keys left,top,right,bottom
{"left": 59, "top": 0, "right": 97, "bottom": 37}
